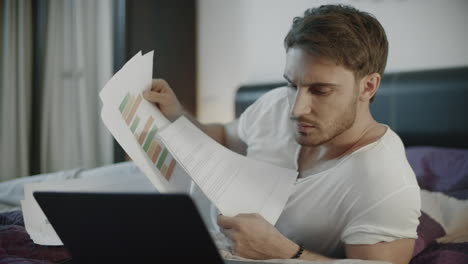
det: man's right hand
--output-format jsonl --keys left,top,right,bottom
{"left": 143, "top": 79, "right": 183, "bottom": 122}
{"left": 143, "top": 79, "right": 245, "bottom": 152}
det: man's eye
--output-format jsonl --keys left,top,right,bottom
{"left": 310, "top": 88, "right": 329, "bottom": 95}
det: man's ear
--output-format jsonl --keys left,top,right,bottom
{"left": 359, "top": 73, "right": 381, "bottom": 102}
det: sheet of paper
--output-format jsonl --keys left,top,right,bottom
{"left": 99, "top": 51, "right": 170, "bottom": 131}
{"left": 158, "top": 116, "right": 297, "bottom": 225}
{"left": 21, "top": 199, "right": 63, "bottom": 245}
{"left": 99, "top": 51, "right": 191, "bottom": 193}
{"left": 101, "top": 106, "right": 191, "bottom": 192}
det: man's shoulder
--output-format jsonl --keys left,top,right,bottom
{"left": 340, "top": 128, "right": 418, "bottom": 192}
{"left": 261, "top": 86, "right": 291, "bottom": 97}
{"left": 239, "top": 86, "right": 292, "bottom": 125}
{"left": 336, "top": 134, "right": 420, "bottom": 219}
{"left": 348, "top": 126, "right": 406, "bottom": 165}
{"left": 252, "top": 86, "right": 292, "bottom": 108}
{"left": 237, "top": 86, "right": 296, "bottom": 155}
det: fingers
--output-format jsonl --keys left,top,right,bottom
{"left": 151, "top": 79, "right": 171, "bottom": 93}
{"left": 219, "top": 227, "right": 237, "bottom": 256}
{"left": 143, "top": 90, "right": 168, "bottom": 104}
{"left": 220, "top": 226, "right": 235, "bottom": 239}
{"left": 145, "top": 78, "right": 176, "bottom": 104}
{"left": 217, "top": 214, "right": 237, "bottom": 229}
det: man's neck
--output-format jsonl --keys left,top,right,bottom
{"left": 298, "top": 110, "right": 386, "bottom": 172}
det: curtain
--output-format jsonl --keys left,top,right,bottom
{"left": 40, "top": 0, "right": 114, "bottom": 173}
{"left": 0, "top": 0, "right": 33, "bottom": 181}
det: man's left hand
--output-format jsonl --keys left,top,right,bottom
{"left": 217, "top": 213, "right": 299, "bottom": 260}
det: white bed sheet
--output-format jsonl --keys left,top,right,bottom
{"left": 0, "top": 162, "right": 392, "bottom": 264}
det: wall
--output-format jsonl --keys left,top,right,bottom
{"left": 196, "top": 0, "right": 468, "bottom": 123}
{"left": 127, "top": 0, "right": 197, "bottom": 115}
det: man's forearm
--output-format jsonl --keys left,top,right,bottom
{"left": 280, "top": 240, "right": 335, "bottom": 262}
{"left": 299, "top": 250, "right": 335, "bottom": 261}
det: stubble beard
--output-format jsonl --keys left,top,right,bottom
{"left": 295, "top": 94, "right": 358, "bottom": 147}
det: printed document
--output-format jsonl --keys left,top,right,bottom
{"left": 98, "top": 51, "right": 297, "bottom": 224}
{"left": 23, "top": 51, "right": 297, "bottom": 245}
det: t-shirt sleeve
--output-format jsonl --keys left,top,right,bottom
{"left": 341, "top": 186, "right": 421, "bottom": 244}
{"left": 237, "top": 101, "right": 256, "bottom": 145}
{"left": 237, "top": 88, "right": 288, "bottom": 145}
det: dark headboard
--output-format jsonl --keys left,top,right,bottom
{"left": 235, "top": 67, "right": 468, "bottom": 148}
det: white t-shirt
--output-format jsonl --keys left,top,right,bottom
{"left": 237, "top": 87, "right": 421, "bottom": 258}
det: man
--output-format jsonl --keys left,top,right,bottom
{"left": 143, "top": 4, "right": 421, "bottom": 264}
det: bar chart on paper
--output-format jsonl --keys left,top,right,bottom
{"left": 119, "top": 92, "right": 177, "bottom": 181}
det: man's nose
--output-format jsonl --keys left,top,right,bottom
{"left": 291, "top": 91, "right": 311, "bottom": 118}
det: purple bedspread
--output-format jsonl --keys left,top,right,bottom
{"left": 0, "top": 146, "right": 467, "bottom": 263}
{"left": 0, "top": 211, "right": 70, "bottom": 264}
{"left": 407, "top": 146, "right": 468, "bottom": 264}
{"left": 406, "top": 146, "right": 468, "bottom": 199}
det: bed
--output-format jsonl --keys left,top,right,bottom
{"left": 1, "top": 67, "right": 467, "bottom": 263}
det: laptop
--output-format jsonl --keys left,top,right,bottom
{"left": 33, "top": 191, "right": 250, "bottom": 264}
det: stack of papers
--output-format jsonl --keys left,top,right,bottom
{"left": 22, "top": 51, "right": 297, "bottom": 246}
{"left": 99, "top": 51, "right": 297, "bottom": 224}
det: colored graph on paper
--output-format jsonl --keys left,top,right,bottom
{"left": 119, "top": 92, "right": 177, "bottom": 181}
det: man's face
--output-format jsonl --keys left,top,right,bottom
{"left": 284, "top": 47, "right": 360, "bottom": 146}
